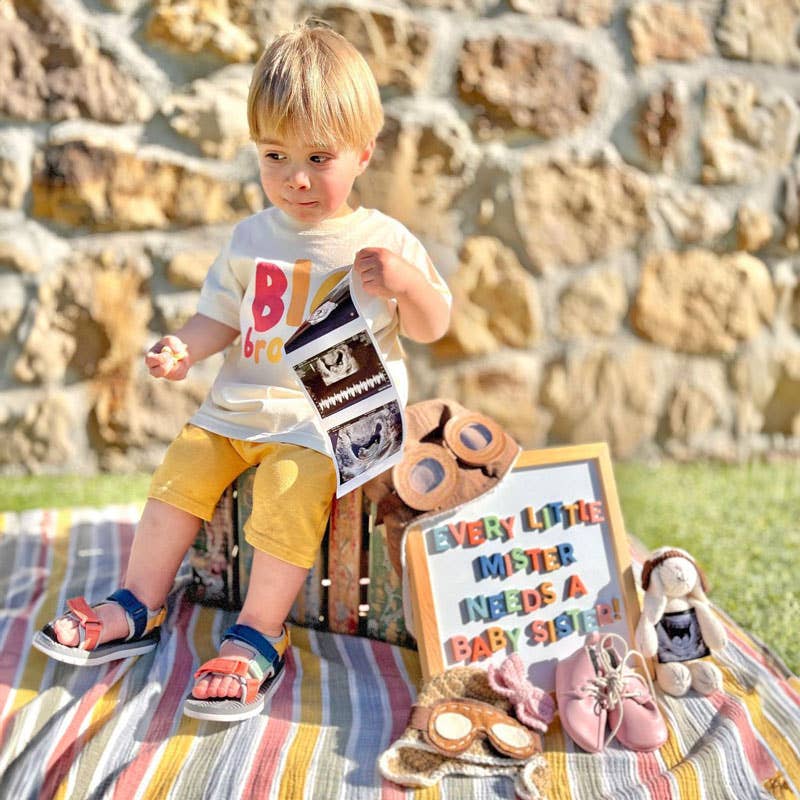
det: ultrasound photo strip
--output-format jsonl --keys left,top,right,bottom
{"left": 318, "top": 373, "right": 388, "bottom": 411}
{"left": 293, "top": 330, "right": 391, "bottom": 419}
{"left": 283, "top": 270, "right": 407, "bottom": 497}
{"left": 328, "top": 400, "right": 404, "bottom": 483}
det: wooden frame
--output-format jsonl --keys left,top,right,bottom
{"left": 405, "top": 443, "right": 641, "bottom": 690}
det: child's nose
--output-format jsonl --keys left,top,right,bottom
{"left": 286, "top": 168, "right": 310, "bottom": 190}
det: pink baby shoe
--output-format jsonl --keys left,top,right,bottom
{"left": 555, "top": 632, "right": 607, "bottom": 753}
{"left": 600, "top": 635, "right": 667, "bottom": 752}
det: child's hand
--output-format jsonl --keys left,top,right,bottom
{"left": 353, "top": 247, "right": 413, "bottom": 300}
{"left": 146, "top": 336, "right": 190, "bottom": 380}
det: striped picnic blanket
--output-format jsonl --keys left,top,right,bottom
{"left": 1, "top": 505, "right": 798, "bottom": 799}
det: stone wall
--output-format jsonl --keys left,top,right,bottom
{"left": 3, "top": 0, "right": 800, "bottom": 474}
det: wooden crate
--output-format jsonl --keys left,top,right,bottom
{"left": 186, "top": 467, "right": 415, "bottom": 648}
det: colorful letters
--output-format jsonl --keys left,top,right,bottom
{"left": 434, "top": 494, "right": 622, "bottom": 668}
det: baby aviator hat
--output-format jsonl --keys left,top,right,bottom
{"left": 379, "top": 667, "right": 550, "bottom": 799}
{"left": 364, "top": 398, "right": 520, "bottom": 575}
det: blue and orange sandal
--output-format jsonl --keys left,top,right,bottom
{"left": 32, "top": 588, "right": 167, "bottom": 666}
{"left": 182, "top": 624, "right": 288, "bottom": 722}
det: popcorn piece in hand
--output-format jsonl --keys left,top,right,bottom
{"left": 157, "top": 345, "right": 187, "bottom": 371}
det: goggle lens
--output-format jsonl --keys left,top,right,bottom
{"left": 422, "top": 699, "right": 540, "bottom": 759}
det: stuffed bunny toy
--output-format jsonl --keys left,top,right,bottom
{"left": 635, "top": 547, "right": 727, "bottom": 696}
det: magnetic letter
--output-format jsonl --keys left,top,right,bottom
{"left": 540, "top": 581, "right": 557, "bottom": 605}
{"left": 595, "top": 603, "right": 614, "bottom": 626}
{"left": 477, "top": 554, "right": 506, "bottom": 579}
{"left": 484, "top": 516, "right": 504, "bottom": 540}
{"left": 431, "top": 527, "right": 450, "bottom": 553}
{"left": 487, "top": 626, "right": 507, "bottom": 652}
{"left": 525, "top": 548, "right": 543, "bottom": 571}
{"left": 523, "top": 506, "right": 543, "bottom": 531}
{"left": 463, "top": 595, "right": 489, "bottom": 622}
{"left": 564, "top": 608, "right": 583, "bottom": 633}
{"left": 504, "top": 589, "right": 522, "bottom": 614}
{"left": 448, "top": 521, "right": 467, "bottom": 547}
{"left": 582, "top": 608, "right": 599, "bottom": 632}
{"left": 530, "top": 619, "right": 549, "bottom": 643}
{"left": 548, "top": 502, "right": 565, "bottom": 526}
{"left": 511, "top": 547, "right": 528, "bottom": 572}
{"left": 554, "top": 614, "right": 573, "bottom": 638}
{"left": 588, "top": 501, "right": 605, "bottom": 524}
{"left": 500, "top": 516, "right": 516, "bottom": 539}
{"left": 556, "top": 542, "right": 576, "bottom": 567}
{"left": 562, "top": 503, "right": 579, "bottom": 526}
{"left": 466, "top": 520, "right": 485, "bottom": 546}
{"left": 521, "top": 588, "right": 542, "bottom": 613}
{"left": 450, "top": 635, "right": 471, "bottom": 662}
{"left": 487, "top": 592, "right": 506, "bottom": 620}
{"left": 565, "top": 573, "right": 589, "bottom": 599}
{"left": 542, "top": 547, "right": 561, "bottom": 572}
{"left": 471, "top": 635, "right": 493, "bottom": 661}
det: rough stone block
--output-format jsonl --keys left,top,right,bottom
{"left": 558, "top": 268, "right": 628, "bottom": 338}
{"left": 352, "top": 106, "right": 478, "bottom": 244}
{"left": 0, "top": 0, "right": 152, "bottom": 123}
{"left": 631, "top": 249, "right": 776, "bottom": 354}
{"left": 145, "top": 0, "right": 258, "bottom": 62}
{"left": 14, "top": 250, "right": 152, "bottom": 384}
{"left": 701, "top": 77, "right": 800, "bottom": 185}
{"left": 718, "top": 0, "right": 800, "bottom": 66}
{"left": 541, "top": 345, "right": 660, "bottom": 458}
{"left": 512, "top": 156, "right": 649, "bottom": 272}
{"left": 628, "top": 1, "right": 713, "bottom": 65}
{"left": 162, "top": 65, "right": 252, "bottom": 159}
{"left": 32, "top": 141, "right": 252, "bottom": 231}
{"left": 434, "top": 353, "right": 548, "bottom": 447}
{"left": 457, "top": 35, "right": 600, "bottom": 139}
{"left": 320, "top": 5, "right": 433, "bottom": 92}
{"left": 432, "top": 236, "right": 541, "bottom": 358}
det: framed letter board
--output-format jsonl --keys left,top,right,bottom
{"left": 405, "top": 443, "right": 640, "bottom": 692}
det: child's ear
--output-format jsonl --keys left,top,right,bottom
{"left": 357, "top": 139, "right": 375, "bottom": 173}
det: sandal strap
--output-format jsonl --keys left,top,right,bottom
{"left": 193, "top": 656, "right": 263, "bottom": 704}
{"left": 195, "top": 657, "right": 250, "bottom": 679}
{"left": 107, "top": 588, "right": 149, "bottom": 640}
{"left": 222, "top": 624, "right": 285, "bottom": 676}
{"left": 66, "top": 597, "right": 103, "bottom": 651}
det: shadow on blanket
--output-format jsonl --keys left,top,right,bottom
{"left": 1, "top": 506, "right": 798, "bottom": 800}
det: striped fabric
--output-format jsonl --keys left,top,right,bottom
{"left": 0, "top": 506, "right": 798, "bottom": 800}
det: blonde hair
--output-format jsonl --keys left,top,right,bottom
{"left": 248, "top": 22, "right": 383, "bottom": 149}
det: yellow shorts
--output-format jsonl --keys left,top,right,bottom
{"left": 149, "top": 424, "right": 336, "bottom": 569}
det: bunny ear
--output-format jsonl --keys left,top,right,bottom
{"left": 641, "top": 557, "right": 656, "bottom": 591}
{"left": 642, "top": 566, "right": 667, "bottom": 623}
{"left": 695, "top": 563, "right": 710, "bottom": 594}
{"left": 688, "top": 569, "right": 710, "bottom": 603}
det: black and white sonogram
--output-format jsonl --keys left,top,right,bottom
{"left": 284, "top": 277, "right": 358, "bottom": 354}
{"left": 655, "top": 608, "right": 710, "bottom": 663}
{"left": 318, "top": 345, "right": 358, "bottom": 385}
{"left": 293, "top": 332, "right": 391, "bottom": 418}
{"left": 328, "top": 401, "right": 403, "bottom": 481}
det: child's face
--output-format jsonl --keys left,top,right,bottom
{"left": 256, "top": 134, "right": 374, "bottom": 224}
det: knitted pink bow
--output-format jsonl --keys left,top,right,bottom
{"left": 488, "top": 654, "right": 555, "bottom": 732}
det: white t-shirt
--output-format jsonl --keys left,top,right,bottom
{"left": 190, "top": 206, "right": 451, "bottom": 455}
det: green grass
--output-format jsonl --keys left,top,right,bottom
{"left": 1, "top": 463, "right": 798, "bottom": 674}
{"left": 615, "top": 461, "right": 800, "bottom": 676}
{"left": 0, "top": 473, "right": 151, "bottom": 512}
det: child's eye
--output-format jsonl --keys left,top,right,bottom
{"left": 264, "top": 152, "right": 285, "bottom": 161}
{"left": 310, "top": 154, "right": 332, "bottom": 164}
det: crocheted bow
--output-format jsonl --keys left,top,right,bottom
{"left": 487, "top": 654, "right": 555, "bottom": 733}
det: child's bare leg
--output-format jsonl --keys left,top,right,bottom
{"left": 192, "top": 549, "right": 306, "bottom": 699}
{"left": 54, "top": 499, "right": 200, "bottom": 646}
